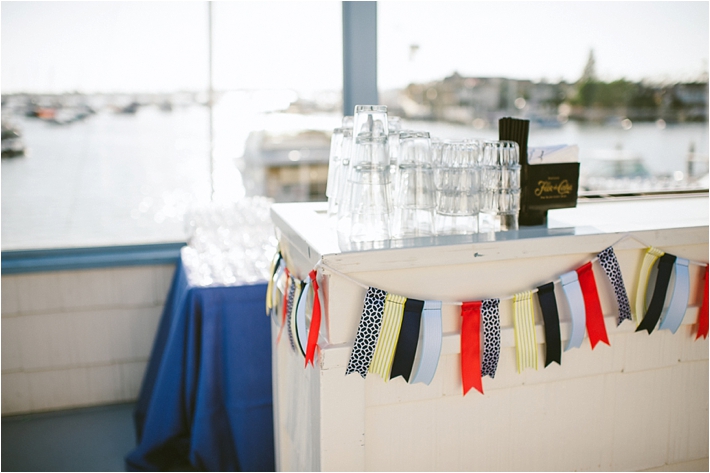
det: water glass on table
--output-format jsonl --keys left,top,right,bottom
{"left": 481, "top": 140, "right": 521, "bottom": 232}
{"left": 353, "top": 105, "right": 389, "bottom": 139}
{"left": 434, "top": 140, "right": 481, "bottom": 235}
{"left": 342, "top": 132, "right": 392, "bottom": 243}
{"left": 391, "top": 131, "right": 436, "bottom": 238}
{"left": 326, "top": 127, "right": 353, "bottom": 223}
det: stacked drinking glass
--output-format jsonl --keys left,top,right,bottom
{"left": 434, "top": 139, "right": 481, "bottom": 235}
{"left": 480, "top": 140, "right": 521, "bottom": 231}
{"left": 326, "top": 105, "right": 521, "bottom": 244}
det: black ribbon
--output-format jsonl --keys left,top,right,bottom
{"left": 637, "top": 253, "right": 677, "bottom": 334}
{"left": 537, "top": 282, "right": 561, "bottom": 367}
{"left": 390, "top": 298, "right": 424, "bottom": 382}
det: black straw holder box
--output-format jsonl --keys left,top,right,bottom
{"left": 499, "top": 117, "right": 580, "bottom": 226}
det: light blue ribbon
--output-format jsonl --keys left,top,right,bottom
{"left": 560, "top": 270, "right": 586, "bottom": 351}
{"left": 659, "top": 258, "right": 690, "bottom": 334}
{"left": 410, "top": 300, "right": 442, "bottom": 385}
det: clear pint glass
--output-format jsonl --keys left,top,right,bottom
{"left": 344, "top": 133, "right": 392, "bottom": 242}
{"left": 353, "top": 105, "right": 389, "bottom": 139}
{"left": 434, "top": 140, "right": 481, "bottom": 235}
{"left": 391, "top": 131, "right": 436, "bottom": 238}
{"left": 481, "top": 140, "right": 521, "bottom": 231}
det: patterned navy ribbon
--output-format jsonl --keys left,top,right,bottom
{"left": 285, "top": 276, "right": 298, "bottom": 352}
{"left": 480, "top": 298, "right": 501, "bottom": 378}
{"left": 597, "top": 246, "right": 632, "bottom": 326}
{"left": 637, "top": 253, "right": 677, "bottom": 334}
{"left": 345, "top": 287, "right": 387, "bottom": 378}
{"left": 390, "top": 298, "right": 424, "bottom": 382}
{"left": 537, "top": 282, "right": 561, "bottom": 367}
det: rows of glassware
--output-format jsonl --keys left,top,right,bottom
{"left": 326, "top": 105, "right": 522, "bottom": 244}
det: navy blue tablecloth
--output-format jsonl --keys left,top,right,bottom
{"left": 125, "top": 259, "right": 275, "bottom": 471}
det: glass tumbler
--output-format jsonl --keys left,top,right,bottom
{"left": 481, "top": 140, "right": 521, "bottom": 231}
{"left": 435, "top": 140, "right": 481, "bottom": 235}
{"left": 343, "top": 133, "right": 392, "bottom": 243}
{"left": 326, "top": 127, "right": 353, "bottom": 223}
{"left": 353, "top": 105, "right": 389, "bottom": 139}
{"left": 391, "top": 131, "right": 436, "bottom": 238}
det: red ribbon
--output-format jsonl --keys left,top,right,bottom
{"left": 461, "top": 301, "right": 483, "bottom": 395}
{"left": 276, "top": 268, "right": 290, "bottom": 344}
{"left": 696, "top": 266, "right": 709, "bottom": 340}
{"left": 305, "top": 269, "right": 322, "bottom": 366}
{"left": 577, "top": 262, "right": 610, "bottom": 349}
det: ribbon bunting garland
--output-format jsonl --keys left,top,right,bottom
{"left": 369, "top": 294, "right": 406, "bottom": 380}
{"left": 295, "top": 279, "right": 311, "bottom": 356}
{"left": 345, "top": 287, "right": 387, "bottom": 378}
{"left": 266, "top": 252, "right": 282, "bottom": 315}
{"left": 285, "top": 275, "right": 298, "bottom": 352}
{"left": 305, "top": 270, "right": 322, "bottom": 366}
{"left": 461, "top": 301, "right": 483, "bottom": 395}
{"left": 696, "top": 266, "right": 709, "bottom": 340}
{"left": 276, "top": 268, "right": 292, "bottom": 345}
{"left": 536, "top": 282, "right": 561, "bottom": 366}
{"left": 597, "top": 246, "right": 632, "bottom": 325}
{"left": 409, "top": 300, "right": 443, "bottom": 385}
{"left": 390, "top": 298, "right": 424, "bottom": 382}
{"left": 637, "top": 253, "right": 677, "bottom": 334}
{"left": 658, "top": 258, "right": 690, "bottom": 334}
{"left": 513, "top": 291, "right": 538, "bottom": 373}
{"left": 577, "top": 261, "right": 610, "bottom": 348}
{"left": 271, "top": 233, "right": 708, "bottom": 396}
{"left": 635, "top": 247, "right": 665, "bottom": 324}
{"left": 480, "top": 298, "right": 501, "bottom": 378}
{"left": 560, "top": 270, "right": 586, "bottom": 351}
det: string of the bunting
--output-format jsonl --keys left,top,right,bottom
{"left": 268, "top": 232, "right": 708, "bottom": 397}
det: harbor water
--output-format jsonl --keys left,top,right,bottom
{"left": 2, "top": 102, "right": 707, "bottom": 250}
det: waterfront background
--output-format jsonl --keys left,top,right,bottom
{"left": 1, "top": 92, "right": 707, "bottom": 250}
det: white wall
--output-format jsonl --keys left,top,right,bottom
{"left": 2, "top": 264, "right": 175, "bottom": 415}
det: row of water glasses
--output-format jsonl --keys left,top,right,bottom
{"left": 326, "top": 105, "right": 521, "bottom": 244}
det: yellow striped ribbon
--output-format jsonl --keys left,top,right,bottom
{"left": 369, "top": 294, "right": 406, "bottom": 381}
{"left": 513, "top": 291, "right": 538, "bottom": 373}
{"left": 634, "top": 246, "right": 665, "bottom": 325}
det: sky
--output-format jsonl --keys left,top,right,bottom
{"left": 1, "top": 1, "right": 708, "bottom": 94}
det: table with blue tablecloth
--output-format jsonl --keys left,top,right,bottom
{"left": 125, "top": 257, "right": 274, "bottom": 471}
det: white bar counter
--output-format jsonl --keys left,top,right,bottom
{"left": 270, "top": 194, "right": 709, "bottom": 472}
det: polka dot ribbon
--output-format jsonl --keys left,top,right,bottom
{"left": 345, "top": 287, "right": 387, "bottom": 378}
{"left": 597, "top": 246, "right": 632, "bottom": 326}
{"left": 481, "top": 298, "right": 501, "bottom": 378}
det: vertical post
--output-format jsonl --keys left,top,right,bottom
{"left": 208, "top": 1, "right": 215, "bottom": 201}
{"left": 342, "top": 1, "right": 378, "bottom": 116}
